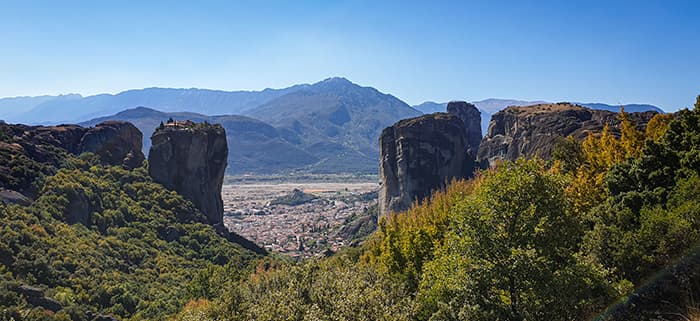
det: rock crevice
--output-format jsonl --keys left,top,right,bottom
{"left": 446, "top": 101, "right": 482, "bottom": 157}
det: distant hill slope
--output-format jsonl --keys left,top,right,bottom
{"left": 412, "top": 101, "right": 446, "bottom": 114}
{"left": 244, "top": 77, "right": 422, "bottom": 173}
{"left": 413, "top": 99, "right": 664, "bottom": 135}
{"left": 10, "top": 85, "right": 310, "bottom": 125}
{"left": 80, "top": 107, "right": 317, "bottom": 174}
{"left": 473, "top": 98, "right": 549, "bottom": 114}
{"left": 576, "top": 102, "right": 664, "bottom": 113}
{"left": 0, "top": 94, "right": 81, "bottom": 123}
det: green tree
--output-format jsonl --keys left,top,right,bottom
{"left": 418, "top": 160, "right": 615, "bottom": 321}
{"left": 552, "top": 135, "right": 584, "bottom": 174}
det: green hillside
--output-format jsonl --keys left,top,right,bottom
{"left": 0, "top": 155, "right": 261, "bottom": 320}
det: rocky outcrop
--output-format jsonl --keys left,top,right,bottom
{"left": 79, "top": 121, "right": 144, "bottom": 169}
{"left": 2, "top": 121, "right": 143, "bottom": 168}
{"left": 148, "top": 121, "right": 228, "bottom": 225}
{"left": 379, "top": 113, "right": 469, "bottom": 217}
{"left": 0, "top": 188, "right": 30, "bottom": 206}
{"left": 86, "top": 312, "right": 120, "bottom": 321}
{"left": 446, "top": 101, "right": 482, "bottom": 157}
{"left": 64, "top": 188, "right": 92, "bottom": 225}
{"left": 477, "top": 103, "right": 658, "bottom": 166}
{"left": 0, "top": 121, "right": 144, "bottom": 198}
{"left": 17, "top": 285, "right": 62, "bottom": 312}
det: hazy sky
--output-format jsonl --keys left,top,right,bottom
{"left": 1, "top": 0, "right": 698, "bottom": 111}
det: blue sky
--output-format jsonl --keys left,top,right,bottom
{"left": 1, "top": 0, "right": 698, "bottom": 111}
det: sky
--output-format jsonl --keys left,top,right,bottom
{"left": 1, "top": 0, "right": 698, "bottom": 111}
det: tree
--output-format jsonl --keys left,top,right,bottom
{"left": 618, "top": 108, "right": 645, "bottom": 158}
{"left": 645, "top": 113, "right": 674, "bottom": 142}
{"left": 552, "top": 136, "right": 583, "bottom": 174}
{"left": 585, "top": 98, "right": 700, "bottom": 284}
{"left": 418, "top": 160, "right": 615, "bottom": 321}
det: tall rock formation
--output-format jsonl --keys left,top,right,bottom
{"left": 379, "top": 113, "right": 468, "bottom": 217}
{"left": 477, "top": 103, "right": 658, "bottom": 166}
{"left": 446, "top": 101, "right": 482, "bottom": 157}
{"left": 148, "top": 120, "right": 228, "bottom": 225}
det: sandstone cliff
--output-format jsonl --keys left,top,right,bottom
{"left": 379, "top": 113, "right": 468, "bottom": 217}
{"left": 446, "top": 101, "right": 482, "bottom": 157}
{"left": 477, "top": 103, "right": 657, "bottom": 166}
{"left": 148, "top": 121, "right": 228, "bottom": 225}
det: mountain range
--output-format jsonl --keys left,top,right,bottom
{"left": 80, "top": 78, "right": 421, "bottom": 174}
{"left": 0, "top": 77, "right": 665, "bottom": 174}
{"left": 0, "top": 85, "right": 309, "bottom": 125}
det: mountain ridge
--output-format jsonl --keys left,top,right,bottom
{"left": 1, "top": 77, "right": 666, "bottom": 126}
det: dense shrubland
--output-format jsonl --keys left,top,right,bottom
{"left": 0, "top": 159, "right": 259, "bottom": 320}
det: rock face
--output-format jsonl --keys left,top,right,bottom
{"left": 79, "top": 121, "right": 145, "bottom": 169}
{"left": 148, "top": 121, "right": 228, "bottom": 225}
{"left": 379, "top": 113, "right": 468, "bottom": 217}
{"left": 0, "top": 121, "right": 144, "bottom": 198}
{"left": 0, "top": 188, "right": 31, "bottom": 206}
{"left": 17, "top": 285, "right": 62, "bottom": 312}
{"left": 446, "top": 101, "right": 482, "bottom": 157}
{"left": 2, "top": 121, "right": 143, "bottom": 169}
{"left": 478, "top": 103, "right": 658, "bottom": 166}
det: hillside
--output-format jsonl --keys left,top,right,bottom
{"left": 245, "top": 77, "right": 422, "bottom": 173}
{"left": 6, "top": 86, "right": 309, "bottom": 125}
{"left": 0, "top": 95, "right": 76, "bottom": 121}
{"left": 576, "top": 102, "right": 665, "bottom": 113}
{"left": 0, "top": 122, "right": 262, "bottom": 320}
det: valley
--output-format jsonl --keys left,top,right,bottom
{"left": 221, "top": 175, "right": 379, "bottom": 258}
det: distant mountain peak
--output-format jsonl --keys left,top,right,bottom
{"left": 114, "top": 106, "right": 164, "bottom": 117}
{"left": 318, "top": 77, "right": 352, "bottom": 84}
{"left": 130, "top": 106, "right": 157, "bottom": 111}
